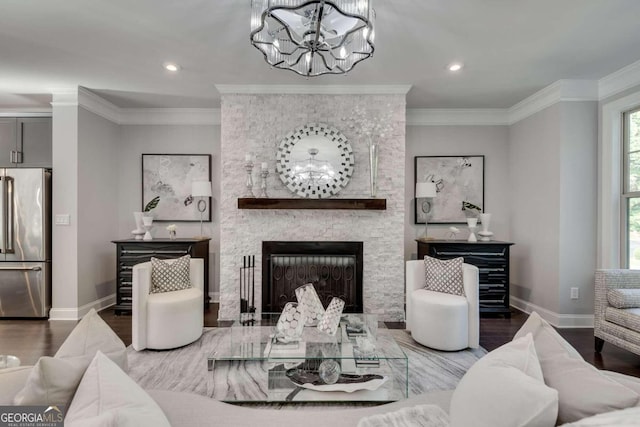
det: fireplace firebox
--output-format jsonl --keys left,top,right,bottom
{"left": 262, "top": 241, "right": 363, "bottom": 313}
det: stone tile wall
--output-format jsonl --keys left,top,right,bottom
{"left": 219, "top": 93, "right": 406, "bottom": 321}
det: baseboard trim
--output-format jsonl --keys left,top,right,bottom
{"left": 510, "top": 296, "right": 594, "bottom": 328}
{"left": 49, "top": 294, "right": 116, "bottom": 321}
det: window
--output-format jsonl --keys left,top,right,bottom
{"left": 623, "top": 107, "right": 640, "bottom": 268}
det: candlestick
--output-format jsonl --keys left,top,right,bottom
{"left": 244, "top": 161, "right": 255, "bottom": 198}
{"left": 259, "top": 169, "right": 269, "bottom": 198}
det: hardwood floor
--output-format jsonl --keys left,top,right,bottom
{"left": 2, "top": 306, "right": 640, "bottom": 378}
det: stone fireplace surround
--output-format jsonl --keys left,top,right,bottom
{"left": 219, "top": 91, "right": 406, "bottom": 321}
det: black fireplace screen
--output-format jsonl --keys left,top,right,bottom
{"left": 262, "top": 241, "right": 363, "bottom": 313}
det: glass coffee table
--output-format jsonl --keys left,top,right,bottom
{"left": 207, "top": 313, "right": 408, "bottom": 403}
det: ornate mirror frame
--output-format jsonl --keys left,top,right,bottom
{"left": 276, "top": 123, "right": 355, "bottom": 199}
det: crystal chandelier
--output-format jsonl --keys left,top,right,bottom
{"left": 250, "top": 0, "right": 375, "bottom": 77}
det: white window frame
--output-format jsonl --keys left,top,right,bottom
{"left": 621, "top": 107, "right": 640, "bottom": 267}
{"left": 600, "top": 90, "right": 640, "bottom": 268}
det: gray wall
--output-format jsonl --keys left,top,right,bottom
{"left": 117, "top": 124, "right": 221, "bottom": 298}
{"left": 77, "top": 107, "right": 120, "bottom": 307}
{"left": 404, "top": 125, "right": 510, "bottom": 261}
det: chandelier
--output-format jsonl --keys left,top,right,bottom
{"left": 250, "top": 0, "right": 375, "bottom": 77}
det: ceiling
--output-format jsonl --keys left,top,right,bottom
{"left": 1, "top": 0, "right": 640, "bottom": 109}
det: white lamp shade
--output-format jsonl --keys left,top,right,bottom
{"left": 416, "top": 182, "right": 437, "bottom": 198}
{"left": 191, "top": 181, "right": 212, "bottom": 197}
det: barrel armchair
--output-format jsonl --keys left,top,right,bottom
{"left": 132, "top": 258, "right": 204, "bottom": 351}
{"left": 595, "top": 269, "right": 640, "bottom": 356}
{"left": 406, "top": 260, "right": 479, "bottom": 351}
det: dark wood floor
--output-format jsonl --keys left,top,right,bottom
{"left": 2, "top": 306, "right": 640, "bottom": 377}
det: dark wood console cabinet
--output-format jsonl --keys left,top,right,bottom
{"left": 416, "top": 239, "right": 514, "bottom": 317}
{"left": 112, "top": 238, "right": 210, "bottom": 314}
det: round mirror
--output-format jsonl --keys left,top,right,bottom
{"left": 276, "top": 123, "right": 354, "bottom": 198}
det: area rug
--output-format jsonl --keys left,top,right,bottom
{"left": 127, "top": 328, "right": 486, "bottom": 401}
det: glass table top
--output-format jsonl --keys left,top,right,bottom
{"left": 209, "top": 313, "right": 406, "bottom": 362}
{"left": 207, "top": 313, "right": 409, "bottom": 403}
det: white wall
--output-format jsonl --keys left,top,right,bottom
{"left": 509, "top": 101, "right": 597, "bottom": 321}
{"left": 77, "top": 107, "right": 120, "bottom": 308}
{"left": 51, "top": 102, "right": 79, "bottom": 316}
{"left": 509, "top": 104, "right": 563, "bottom": 314}
{"left": 117, "top": 124, "right": 221, "bottom": 298}
{"left": 404, "top": 125, "right": 510, "bottom": 260}
{"left": 558, "top": 102, "right": 597, "bottom": 314}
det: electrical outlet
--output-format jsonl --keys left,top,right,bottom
{"left": 55, "top": 214, "right": 70, "bottom": 225}
{"left": 570, "top": 287, "right": 579, "bottom": 300}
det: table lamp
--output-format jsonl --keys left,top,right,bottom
{"left": 416, "top": 182, "right": 437, "bottom": 239}
{"left": 192, "top": 181, "right": 212, "bottom": 238}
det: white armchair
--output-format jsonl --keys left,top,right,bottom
{"left": 406, "top": 260, "right": 479, "bottom": 351}
{"left": 132, "top": 258, "right": 204, "bottom": 351}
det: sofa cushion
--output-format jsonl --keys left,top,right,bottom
{"left": 449, "top": 333, "right": 558, "bottom": 427}
{"left": 55, "top": 308, "right": 127, "bottom": 371}
{"left": 604, "top": 306, "right": 640, "bottom": 331}
{"left": 607, "top": 288, "right": 640, "bottom": 309}
{"left": 559, "top": 406, "right": 640, "bottom": 426}
{"left": 65, "top": 351, "right": 170, "bottom": 427}
{"left": 514, "top": 311, "right": 640, "bottom": 424}
{"left": 424, "top": 256, "right": 465, "bottom": 296}
{"left": 151, "top": 255, "right": 191, "bottom": 293}
{"left": 0, "top": 366, "right": 31, "bottom": 405}
{"left": 13, "top": 356, "right": 88, "bottom": 406}
{"left": 357, "top": 404, "right": 449, "bottom": 427}
{"left": 13, "top": 308, "right": 127, "bottom": 406}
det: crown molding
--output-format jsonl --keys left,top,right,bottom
{"left": 406, "top": 108, "right": 509, "bottom": 126}
{"left": 50, "top": 88, "right": 221, "bottom": 125}
{"left": 119, "top": 108, "right": 221, "bottom": 125}
{"left": 215, "top": 84, "right": 412, "bottom": 95}
{"left": 508, "top": 79, "right": 598, "bottom": 125}
{"left": 77, "top": 87, "right": 121, "bottom": 124}
{"left": 599, "top": 59, "right": 640, "bottom": 101}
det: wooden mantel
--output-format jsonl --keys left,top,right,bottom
{"left": 237, "top": 198, "right": 386, "bottom": 210}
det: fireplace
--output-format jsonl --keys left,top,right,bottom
{"left": 262, "top": 241, "right": 363, "bottom": 313}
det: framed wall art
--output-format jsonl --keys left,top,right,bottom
{"left": 142, "top": 154, "right": 212, "bottom": 222}
{"left": 414, "top": 155, "right": 484, "bottom": 224}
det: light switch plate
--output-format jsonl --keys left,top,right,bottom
{"left": 55, "top": 214, "right": 70, "bottom": 225}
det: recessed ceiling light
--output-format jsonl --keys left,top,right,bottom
{"left": 448, "top": 63, "right": 463, "bottom": 72}
{"left": 164, "top": 63, "right": 180, "bottom": 72}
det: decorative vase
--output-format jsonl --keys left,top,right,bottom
{"left": 478, "top": 213, "right": 494, "bottom": 241}
{"left": 142, "top": 216, "right": 154, "bottom": 241}
{"left": 368, "top": 140, "right": 379, "bottom": 198}
{"left": 295, "top": 283, "right": 325, "bottom": 326}
{"left": 466, "top": 218, "right": 478, "bottom": 242}
{"left": 317, "top": 297, "right": 345, "bottom": 336}
{"left": 169, "top": 230, "right": 177, "bottom": 240}
{"left": 132, "top": 212, "right": 145, "bottom": 240}
{"left": 275, "top": 302, "right": 306, "bottom": 343}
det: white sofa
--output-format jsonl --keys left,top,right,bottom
{"left": 2, "top": 364, "right": 640, "bottom": 427}
{"left": 3, "top": 309, "right": 640, "bottom": 426}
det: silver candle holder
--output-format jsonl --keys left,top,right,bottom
{"left": 259, "top": 169, "right": 269, "bottom": 198}
{"left": 244, "top": 161, "right": 255, "bottom": 198}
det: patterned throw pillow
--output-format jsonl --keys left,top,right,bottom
{"left": 150, "top": 255, "right": 191, "bottom": 293}
{"left": 424, "top": 256, "right": 465, "bottom": 296}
